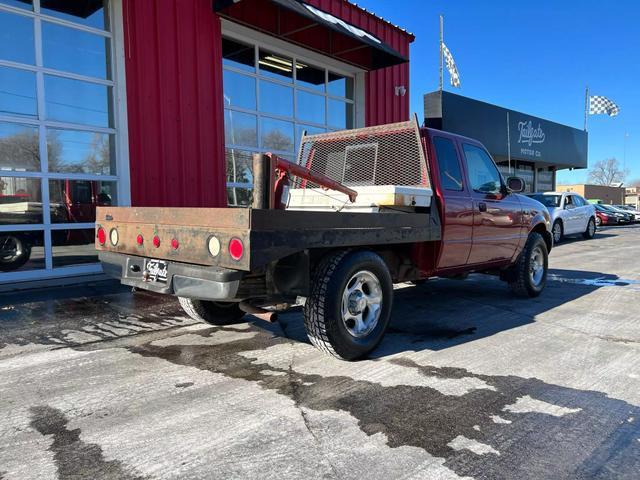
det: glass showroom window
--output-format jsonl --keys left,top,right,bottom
{"left": 222, "top": 36, "right": 356, "bottom": 206}
{"left": 0, "top": 0, "right": 119, "bottom": 281}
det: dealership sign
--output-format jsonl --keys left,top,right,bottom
{"left": 424, "top": 91, "right": 588, "bottom": 169}
{"left": 517, "top": 120, "right": 546, "bottom": 158}
{"left": 517, "top": 121, "right": 546, "bottom": 146}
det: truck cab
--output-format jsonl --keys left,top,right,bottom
{"left": 423, "top": 128, "right": 552, "bottom": 275}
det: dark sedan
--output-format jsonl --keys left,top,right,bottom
{"left": 595, "top": 204, "right": 632, "bottom": 224}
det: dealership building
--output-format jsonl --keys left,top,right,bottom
{"left": 424, "top": 91, "right": 588, "bottom": 193}
{"left": 0, "top": 0, "right": 413, "bottom": 286}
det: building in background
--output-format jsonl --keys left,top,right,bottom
{"left": 558, "top": 184, "right": 625, "bottom": 205}
{"left": 624, "top": 186, "right": 639, "bottom": 208}
{"left": 424, "top": 91, "right": 588, "bottom": 193}
{"left": 0, "top": 0, "right": 413, "bottom": 287}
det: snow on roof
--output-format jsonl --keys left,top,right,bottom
{"left": 345, "top": 1, "right": 415, "bottom": 39}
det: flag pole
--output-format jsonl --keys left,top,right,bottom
{"left": 584, "top": 85, "right": 589, "bottom": 131}
{"left": 439, "top": 15, "right": 444, "bottom": 91}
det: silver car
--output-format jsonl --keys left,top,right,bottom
{"left": 616, "top": 205, "right": 640, "bottom": 222}
{"left": 527, "top": 192, "right": 597, "bottom": 243}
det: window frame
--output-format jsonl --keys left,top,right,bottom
{"left": 0, "top": 0, "right": 129, "bottom": 283}
{"left": 221, "top": 20, "right": 365, "bottom": 203}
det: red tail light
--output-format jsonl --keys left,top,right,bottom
{"left": 136, "top": 234, "right": 144, "bottom": 246}
{"left": 229, "top": 238, "right": 244, "bottom": 261}
{"left": 97, "top": 227, "right": 106, "bottom": 245}
{"left": 171, "top": 238, "right": 179, "bottom": 250}
{"left": 153, "top": 235, "right": 161, "bottom": 248}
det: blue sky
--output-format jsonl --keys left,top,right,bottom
{"left": 358, "top": 0, "right": 639, "bottom": 184}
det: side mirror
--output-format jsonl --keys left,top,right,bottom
{"left": 506, "top": 176, "right": 525, "bottom": 193}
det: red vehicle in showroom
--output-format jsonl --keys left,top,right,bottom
{"left": 97, "top": 120, "right": 552, "bottom": 360}
{"left": 0, "top": 180, "right": 112, "bottom": 271}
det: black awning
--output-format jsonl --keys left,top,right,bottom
{"left": 213, "top": 0, "right": 407, "bottom": 70}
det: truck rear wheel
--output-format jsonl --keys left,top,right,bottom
{"left": 304, "top": 250, "right": 393, "bottom": 361}
{"left": 508, "top": 232, "right": 548, "bottom": 298}
{"left": 178, "top": 297, "right": 245, "bottom": 325}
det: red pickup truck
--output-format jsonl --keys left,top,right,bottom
{"left": 0, "top": 180, "right": 112, "bottom": 271}
{"left": 97, "top": 121, "right": 552, "bottom": 360}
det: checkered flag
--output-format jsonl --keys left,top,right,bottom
{"left": 589, "top": 95, "right": 620, "bottom": 117}
{"left": 442, "top": 42, "right": 460, "bottom": 88}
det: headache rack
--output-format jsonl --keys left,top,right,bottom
{"left": 294, "top": 118, "right": 429, "bottom": 189}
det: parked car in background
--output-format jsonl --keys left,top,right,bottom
{"left": 597, "top": 205, "right": 632, "bottom": 224}
{"left": 527, "top": 192, "right": 596, "bottom": 243}
{"left": 604, "top": 205, "right": 634, "bottom": 223}
{"left": 615, "top": 205, "right": 640, "bottom": 222}
{"left": 593, "top": 204, "right": 619, "bottom": 226}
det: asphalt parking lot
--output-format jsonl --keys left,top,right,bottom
{"left": 1, "top": 224, "right": 639, "bottom": 480}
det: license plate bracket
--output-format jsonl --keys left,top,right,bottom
{"left": 145, "top": 259, "right": 168, "bottom": 283}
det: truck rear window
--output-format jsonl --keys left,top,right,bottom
{"left": 433, "top": 137, "right": 463, "bottom": 191}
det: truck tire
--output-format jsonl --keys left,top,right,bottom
{"left": 508, "top": 232, "right": 548, "bottom": 298}
{"left": 582, "top": 217, "right": 596, "bottom": 239}
{"left": 0, "top": 234, "right": 31, "bottom": 272}
{"left": 178, "top": 297, "right": 245, "bottom": 325}
{"left": 304, "top": 250, "right": 393, "bottom": 361}
{"left": 552, "top": 220, "right": 563, "bottom": 244}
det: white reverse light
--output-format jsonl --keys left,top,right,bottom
{"left": 208, "top": 236, "right": 221, "bottom": 257}
{"left": 110, "top": 228, "right": 119, "bottom": 246}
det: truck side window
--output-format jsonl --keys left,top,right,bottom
{"left": 433, "top": 137, "right": 463, "bottom": 191}
{"left": 462, "top": 144, "right": 501, "bottom": 194}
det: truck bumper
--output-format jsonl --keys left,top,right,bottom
{"left": 99, "top": 251, "right": 244, "bottom": 301}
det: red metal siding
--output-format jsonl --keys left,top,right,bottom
{"left": 302, "top": 0, "right": 413, "bottom": 126}
{"left": 122, "top": 0, "right": 227, "bottom": 207}
{"left": 122, "top": 0, "right": 412, "bottom": 207}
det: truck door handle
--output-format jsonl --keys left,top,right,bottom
{"left": 478, "top": 202, "right": 487, "bottom": 212}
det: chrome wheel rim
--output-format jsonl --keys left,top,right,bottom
{"left": 529, "top": 246, "right": 545, "bottom": 287}
{"left": 553, "top": 223, "right": 562, "bottom": 243}
{"left": 588, "top": 219, "right": 596, "bottom": 235}
{"left": 596, "top": 217, "right": 602, "bottom": 226}
{"left": 341, "top": 270, "right": 382, "bottom": 338}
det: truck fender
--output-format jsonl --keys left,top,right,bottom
{"left": 528, "top": 210, "right": 553, "bottom": 253}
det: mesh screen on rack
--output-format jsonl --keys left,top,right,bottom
{"left": 295, "top": 120, "right": 429, "bottom": 189}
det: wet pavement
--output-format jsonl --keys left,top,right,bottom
{"left": 1, "top": 225, "right": 639, "bottom": 479}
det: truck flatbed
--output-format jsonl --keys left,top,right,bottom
{"left": 96, "top": 206, "right": 441, "bottom": 272}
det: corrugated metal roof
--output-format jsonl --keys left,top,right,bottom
{"left": 347, "top": 1, "right": 415, "bottom": 39}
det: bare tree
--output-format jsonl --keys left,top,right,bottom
{"left": 0, "top": 130, "right": 41, "bottom": 171}
{"left": 587, "top": 158, "right": 629, "bottom": 186}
